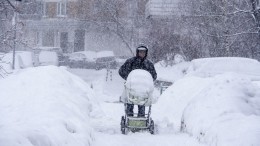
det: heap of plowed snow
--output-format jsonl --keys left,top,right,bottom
{"left": 154, "top": 57, "right": 260, "bottom": 146}
{"left": 0, "top": 66, "right": 100, "bottom": 146}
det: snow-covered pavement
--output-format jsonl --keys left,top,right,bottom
{"left": 69, "top": 68, "right": 206, "bottom": 146}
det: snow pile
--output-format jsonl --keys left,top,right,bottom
{"left": 0, "top": 66, "right": 99, "bottom": 146}
{"left": 155, "top": 61, "right": 190, "bottom": 82}
{"left": 154, "top": 57, "right": 260, "bottom": 146}
{"left": 181, "top": 74, "right": 260, "bottom": 146}
{"left": 187, "top": 57, "right": 260, "bottom": 79}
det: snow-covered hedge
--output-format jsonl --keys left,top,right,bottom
{"left": 0, "top": 66, "right": 99, "bottom": 146}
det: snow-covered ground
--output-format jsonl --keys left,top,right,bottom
{"left": 69, "top": 68, "right": 205, "bottom": 146}
{"left": 0, "top": 57, "right": 260, "bottom": 146}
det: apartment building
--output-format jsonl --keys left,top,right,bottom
{"left": 18, "top": 0, "right": 135, "bottom": 55}
{"left": 19, "top": 0, "right": 86, "bottom": 53}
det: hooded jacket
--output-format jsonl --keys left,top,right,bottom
{"left": 118, "top": 46, "right": 157, "bottom": 81}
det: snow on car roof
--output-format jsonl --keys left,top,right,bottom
{"left": 69, "top": 50, "right": 115, "bottom": 61}
{"left": 70, "top": 51, "right": 97, "bottom": 61}
{"left": 96, "top": 51, "right": 114, "bottom": 58}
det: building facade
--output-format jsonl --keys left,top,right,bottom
{"left": 18, "top": 0, "right": 132, "bottom": 55}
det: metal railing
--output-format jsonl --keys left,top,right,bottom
{"left": 0, "top": 56, "right": 12, "bottom": 78}
{"left": 0, "top": 64, "right": 12, "bottom": 78}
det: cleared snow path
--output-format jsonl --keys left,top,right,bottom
{"left": 69, "top": 69, "right": 206, "bottom": 146}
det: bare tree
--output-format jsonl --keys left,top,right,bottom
{"left": 180, "top": 0, "right": 260, "bottom": 59}
{"left": 145, "top": 18, "right": 183, "bottom": 63}
{"left": 79, "top": 0, "right": 137, "bottom": 56}
{"left": 251, "top": 0, "right": 260, "bottom": 30}
{"left": 0, "top": 0, "right": 26, "bottom": 53}
{"left": 0, "top": 0, "right": 15, "bottom": 52}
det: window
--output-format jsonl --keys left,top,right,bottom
{"left": 57, "top": 1, "right": 67, "bottom": 16}
{"left": 42, "top": 31, "right": 54, "bottom": 46}
{"left": 36, "top": 32, "right": 40, "bottom": 45}
{"left": 74, "top": 30, "right": 85, "bottom": 52}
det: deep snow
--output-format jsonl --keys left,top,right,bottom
{"left": 154, "top": 57, "right": 260, "bottom": 146}
{"left": 0, "top": 66, "right": 97, "bottom": 146}
{"left": 69, "top": 68, "right": 206, "bottom": 146}
{"left": 0, "top": 57, "right": 260, "bottom": 146}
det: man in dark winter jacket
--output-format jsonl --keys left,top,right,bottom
{"left": 119, "top": 45, "right": 157, "bottom": 117}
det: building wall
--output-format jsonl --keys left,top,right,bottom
{"left": 19, "top": 0, "right": 145, "bottom": 56}
{"left": 84, "top": 31, "right": 128, "bottom": 56}
{"left": 20, "top": 0, "right": 80, "bottom": 52}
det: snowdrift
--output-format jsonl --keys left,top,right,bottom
{"left": 154, "top": 57, "right": 260, "bottom": 146}
{"left": 187, "top": 57, "right": 260, "bottom": 79}
{"left": 0, "top": 66, "right": 99, "bottom": 146}
{"left": 155, "top": 61, "right": 190, "bottom": 82}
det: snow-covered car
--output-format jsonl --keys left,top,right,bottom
{"left": 58, "top": 53, "right": 70, "bottom": 66}
{"left": 34, "top": 47, "right": 62, "bottom": 55}
{"left": 33, "top": 47, "right": 63, "bottom": 66}
{"left": 95, "top": 51, "right": 117, "bottom": 70}
{"left": 1, "top": 51, "right": 35, "bottom": 70}
{"left": 95, "top": 56, "right": 117, "bottom": 70}
{"left": 115, "top": 55, "right": 129, "bottom": 67}
{"left": 68, "top": 51, "right": 96, "bottom": 69}
{"left": 38, "top": 51, "right": 59, "bottom": 66}
{"left": 15, "top": 51, "right": 35, "bottom": 67}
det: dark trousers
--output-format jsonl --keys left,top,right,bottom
{"left": 126, "top": 103, "right": 145, "bottom": 117}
